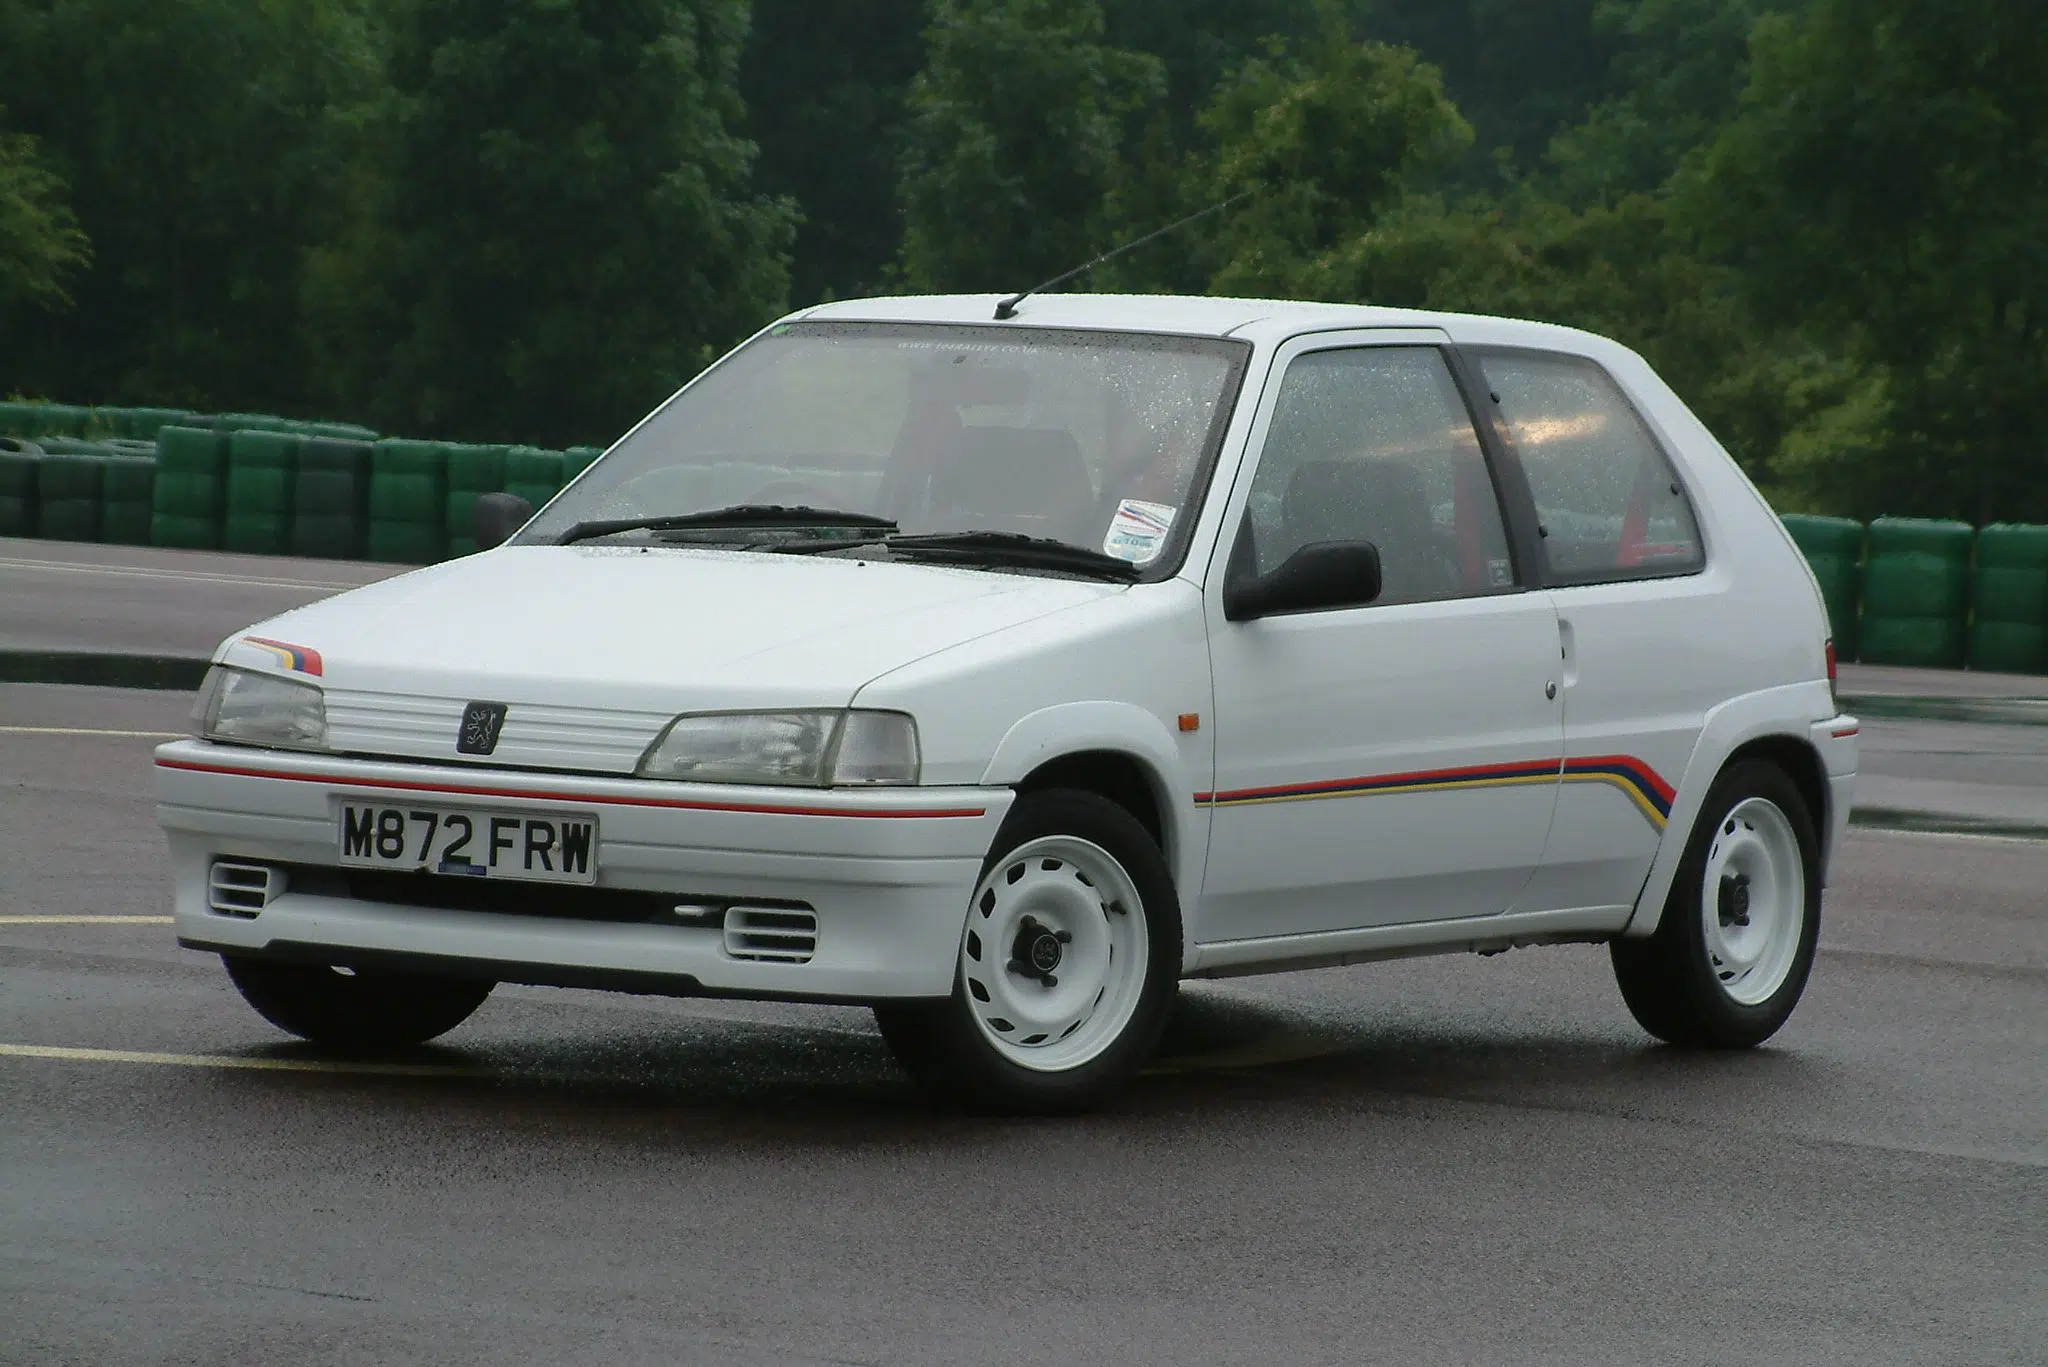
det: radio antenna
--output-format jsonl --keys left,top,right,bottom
{"left": 992, "top": 188, "right": 1256, "bottom": 321}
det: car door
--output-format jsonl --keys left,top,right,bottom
{"left": 1198, "top": 335, "right": 1565, "bottom": 944}
{"left": 1465, "top": 347, "right": 1719, "bottom": 914}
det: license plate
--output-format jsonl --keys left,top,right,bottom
{"left": 338, "top": 803, "right": 598, "bottom": 885}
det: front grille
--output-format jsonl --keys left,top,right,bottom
{"left": 276, "top": 863, "right": 813, "bottom": 935}
{"left": 722, "top": 906, "right": 818, "bottom": 963}
{"left": 208, "top": 861, "right": 284, "bottom": 917}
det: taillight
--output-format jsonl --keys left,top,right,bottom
{"left": 1825, "top": 638, "right": 1838, "bottom": 707}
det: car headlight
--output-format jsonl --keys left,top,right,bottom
{"left": 192, "top": 666, "right": 328, "bottom": 751}
{"left": 636, "top": 709, "right": 920, "bottom": 786}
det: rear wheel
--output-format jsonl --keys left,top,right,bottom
{"left": 874, "top": 789, "right": 1181, "bottom": 1113}
{"left": 223, "top": 957, "right": 493, "bottom": 1049}
{"left": 1611, "top": 759, "right": 1821, "bottom": 1048}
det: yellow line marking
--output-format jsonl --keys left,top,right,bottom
{"left": 0, "top": 726, "right": 183, "bottom": 739}
{"left": 0, "top": 1042, "right": 480, "bottom": 1077}
{"left": 0, "top": 915, "right": 174, "bottom": 924}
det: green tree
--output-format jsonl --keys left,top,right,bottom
{"left": 0, "top": 111, "right": 88, "bottom": 315}
{"left": 1199, "top": 14, "right": 1469, "bottom": 298}
{"left": 742, "top": 0, "right": 926, "bottom": 306}
{"left": 313, "top": 0, "right": 795, "bottom": 445}
{"left": 897, "top": 0, "right": 1166, "bottom": 293}
{"left": 1694, "top": 0, "right": 2048, "bottom": 520}
{"left": 0, "top": 0, "right": 374, "bottom": 410}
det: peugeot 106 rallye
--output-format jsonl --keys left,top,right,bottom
{"left": 156, "top": 293, "right": 1859, "bottom": 1112}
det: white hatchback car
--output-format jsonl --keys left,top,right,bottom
{"left": 156, "top": 294, "right": 1858, "bottom": 1111}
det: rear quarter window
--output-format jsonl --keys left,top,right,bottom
{"left": 1476, "top": 349, "right": 1705, "bottom": 584}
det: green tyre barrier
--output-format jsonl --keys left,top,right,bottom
{"left": 300, "top": 421, "right": 379, "bottom": 441}
{"left": 157, "top": 426, "right": 228, "bottom": 476}
{"left": 225, "top": 431, "right": 301, "bottom": 554}
{"left": 0, "top": 441, "right": 41, "bottom": 537}
{"left": 152, "top": 512, "right": 218, "bottom": 550}
{"left": 151, "top": 430, "right": 227, "bottom": 548}
{"left": 368, "top": 520, "right": 444, "bottom": 564}
{"left": 36, "top": 452, "right": 105, "bottom": 541}
{"left": 100, "top": 452, "right": 157, "bottom": 545}
{"left": 27, "top": 403, "right": 89, "bottom": 438}
{"left": 38, "top": 437, "right": 112, "bottom": 457}
{"left": 1779, "top": 514, "right": 1865, "bottom": 658}
{"left": 292, "top": 438, "right": 373, "bottom": 559}
{"left": 502, "top": 446, "right": 566, "bottom": 511}
{"left": 1969, "top": 523, "right": 2048, "bottom": 673}
{"left": 368, "top": 439, "right": 446, "bottom": 562}
{"left": 443, "top": 443, "right": 508, "bottom": 558}
{"left": 0, "top": 402, "right": 41, "bottom": 437}
{"left": 117, "top": 407, "right": 194, "bottom": 441}
{"left": 1859, "top": 517, "right": 1973, "bottom": 668}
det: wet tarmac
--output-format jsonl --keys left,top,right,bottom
{"left": 1, "top": 544, "right": 2042, "bottom": 1365}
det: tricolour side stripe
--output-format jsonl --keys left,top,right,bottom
{"left": 1197, "top": 753, "right": 1672, "bottom": 830}
{"left": 242, "top": 637, "right": 324, "bottom": 677}
{"left": 154, "top": 758, "right": 987, "bottom": 820}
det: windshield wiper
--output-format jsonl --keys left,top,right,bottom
{"left": 557, "top": 505, "right": 897, "bottom": 546}
{"left": 880, "top": 531, "right": 1141, "bottom": 581}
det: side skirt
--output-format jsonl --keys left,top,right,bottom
{"left": 1185, "top": 905, "right": 1634, "bottom": 979}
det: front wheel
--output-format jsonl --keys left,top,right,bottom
{"left": 1611, "top": 759, "right": 1821, "bottom": 1048}
{"left": 223, "top": 956, "right": 494, "bottom": 1049}
{"left": 874, "top": 789, "right": 1182, "bottom": 1113}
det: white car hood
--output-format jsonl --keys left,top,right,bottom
{"left": 231, "top": 545, "right": 1118, "bottom": 711}
{"left": 218, "top": 546, "right": 1121, "bottom": 774}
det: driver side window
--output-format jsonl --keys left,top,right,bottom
{"left": 1245, "top": 346, "right": 1515, "bottom": 605}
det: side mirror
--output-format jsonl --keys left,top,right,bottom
{"left": 1224, "top": 540, "right": 1383, "bottom": 621}
{"left": 474, "top": 492, "right": 535, "bottom": 551}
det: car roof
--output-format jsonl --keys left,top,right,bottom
{"left": 798, "top": 293, "right": 1614, "bottom": 354}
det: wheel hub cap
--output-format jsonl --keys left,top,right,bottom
{"left": 958, "top": 835, "right": 1151, "bottom": 1073}
{"left": 1700, "top": 798, "right": 1805, "bottom": 1006}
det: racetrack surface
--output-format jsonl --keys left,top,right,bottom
{"left": 2, "top": 544, "right": 2042, "bottom": 1365}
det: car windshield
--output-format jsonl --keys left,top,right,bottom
{"left": 517, "top": 321, "right": 1252, "bottom": 577}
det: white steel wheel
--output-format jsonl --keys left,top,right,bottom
{"left": 1611, "top": 758, "right": 1822, "bottom": 1050}
{"left": 959, "top": 835, "right": 1150, "bottom": 1073}
{"left": 1699, "top": 797, "right": 1806, "bottom": 1006}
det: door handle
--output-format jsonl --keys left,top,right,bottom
{"left": 1557, "top": 617, "right": 1580, "bottom": 688}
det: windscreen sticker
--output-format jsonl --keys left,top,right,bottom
{"left": 1103, "top": 500, "right": 1177, "bottom": 565}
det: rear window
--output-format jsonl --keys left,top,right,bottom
{"left": 1475, "top": 349, "right": 1704, "bottom": 583}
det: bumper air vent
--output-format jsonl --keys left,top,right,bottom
{"left": 722, "top": 906, "right": 818, "bottom": 964}
{"left": 208, "top": 861, "right": 285, "bottom": 918}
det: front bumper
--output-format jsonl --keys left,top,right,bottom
{"left": 155, "top": 740, "right": 1013, "bottom": 1001}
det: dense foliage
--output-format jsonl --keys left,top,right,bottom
{"left": 0, "top": 0, "right": 2039, "bottom": 516}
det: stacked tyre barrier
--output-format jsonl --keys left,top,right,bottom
{"left": 225, "top": 430, "right": 301, "bottom": 554}
{"left": 292, "top": 438, "right": 374, "bottom": 560}
{"left": 3, "top": 397, "right": 604, "bottom": 564}
{"left": 1858, "top": 518, "right": 1974, "bottom": 669}
{"left": 1968, "top": 525, "right": 2048, "bottom": 675}
{"left": 368, "top": 440, "right": 447, "bottom": 564}
{"left": 503, "top": 446, "right": 567, "bottom": 513}
{"left": 444, "top": 444, "right": 509, "bottom": 559}
{"left": 35, "top": 442, "right": 106, "bottom": 543}
{"left": 151, "top": 427, "right": 230, "bottom": 550}
{"left": 0, "top": 437, "right": 39, "bottom": 536}
{"left": 1778, "top": 515, "right": 1865, "bottom": 660}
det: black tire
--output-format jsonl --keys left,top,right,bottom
{"left": 1611, "top": 758, "right": 1822, "bottom": 1048}
{"left": 223, "top": 956, "right": 493, "bottom": 1049}
{"left": 873, "top": 789, "right": 1182, "bottom": 1113}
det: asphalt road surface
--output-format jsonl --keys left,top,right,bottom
{"left": 1, "top": 542, "right": 2042, "bottom": 1366}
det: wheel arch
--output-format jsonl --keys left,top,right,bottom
{"left": 979, "top": 702, "right": 1198, "bottom": 901}
{"left": 1622, "top": 682, "right": 1836, "bottom": 938}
